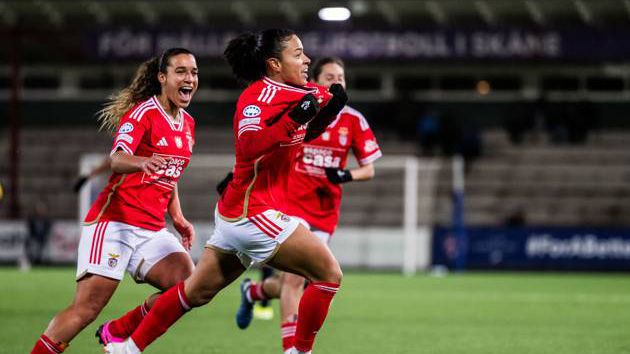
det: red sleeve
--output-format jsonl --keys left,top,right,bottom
{"left": 110, "top": 108, "right": 150, "bottom": 156}
{"left": 236, "top": 99, "right": 301, "bottom": 161}
{"left": 351, "top": 111, "right": 382, "bottom": 165}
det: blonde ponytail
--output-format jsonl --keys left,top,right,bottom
{"left": 97, "top": 57, "right": 161, "bottom": 133}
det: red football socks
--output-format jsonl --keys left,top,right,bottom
{"left": 281, "top": 320, "right": 297, "bottom": 351}
{"left": 108, "top": 300, "right": 149, "bottom": 338}
{"left": 30, "top": 334, "right": 67, "bottom": 354}
{"left": 249, "top": 282, "right": 267, "bottom": 302}
{"left": 293, "top": 282, "right": 339, "bottom": 352}
{"left": 130, "top": 282, "right": 191, "bottom": 351}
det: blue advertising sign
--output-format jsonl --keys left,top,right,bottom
{"left": 432, "top": 226, "right": 630, "bottom": 271}
{"left": 86, "top": 28, "right": 630, "bottom": 62}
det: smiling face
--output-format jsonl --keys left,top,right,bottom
{"left": 315, "top": 62, "right": 346, "bottom": 90}
{"left": 267, "top": 35, "right": 310, "bottom": 86}
{"left": 158, "top": 53, "right": 198, "bottom": 109}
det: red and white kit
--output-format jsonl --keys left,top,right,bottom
{"left": 78, "top": 96, "right": 195, "bottom": 280}
{"left": 287, "top": 105, "right": 382, "bottom": 235}
{"left": 209, "top": 77, "right": 332, "bottom": 266}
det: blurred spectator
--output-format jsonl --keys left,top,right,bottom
{"left": 416, "top": 106, "right": 440, "bottom": 156}
{"left": 503, "top": 206, "right": 526, "bottom": 228}
{"left": 439, "top": 112, "right": 461, "bottom": 156}
{"left": 73, "top": 156, "right": 111, "bottom": 193}
{"left": 504, "top": 102, "right": 535, "bottom": 145}
{"left": 25, "top": 200, "right": 53, "bottom": 265}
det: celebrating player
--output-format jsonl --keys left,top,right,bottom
{"left": 106, "top": 29, "right": 347, "bottom": 354}
{"left": 235, "top": 57, "right": 382, "bottom": 353}
{"left": 30, "top": 48, "right": 199, "bottom": 354}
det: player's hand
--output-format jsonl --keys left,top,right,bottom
{"left": 216, "top": 171, "right": 234, "bottom": 195}
{"left": 72, "top": 175, "right": 89, "bottom": 193}
{"left": 325, "top": 168, "right": 353, "bottom": 184}
{"left": 140, "top": 155, "right": 170, "bottom": 175}
{"left": 174, "top": 217, "right": 195, "bottom": 250}
{"left": 288, "top": 93, "right": 320, "bottom": 124}
{"left": 326, "top": 83, "right": 348, "bottom": 115}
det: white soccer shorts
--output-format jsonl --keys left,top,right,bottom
{"left": 76, "top": 220, "right": 187, "bottom": 282}
{"left": 206, "top": 208, "right": 300, "bottom": 268}
{"left": 291, "top": 216, "right": 332, "bottom": 245}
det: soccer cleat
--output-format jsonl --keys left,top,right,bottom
{"left": 96, "top": 321, "right": 125, "bottom": 347}
{"left": 103, "top": 339, "right": 141, "bottom": 354}
{"left": 253, "top": 303, "right": 274, "bottom": 320}
{"left": 103, "top": 342, "right": 128, "bottom": 354}
{"left": 235, "top": 278, "right": 254, "bottom": 329}
{"left": 288, "top": 348, "right": 312, "bottom": 354}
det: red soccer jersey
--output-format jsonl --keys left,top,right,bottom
{"left": 218, "top": 77, "right": 332, "bottom": 220}
{"left": 84, "top": 96, "right": 195, "bottom": 231}
{"left": 287, "top": 105, "right": 382, "bottom": 234}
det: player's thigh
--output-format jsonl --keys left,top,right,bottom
{"left": 267, "top": 224, "right": 341, "bottom": 283}
{"left": 143, "top": 251, "right": 194, "bottom": 290}
{"left": 73, "top": 274, "right": 119, "bottom": 314}
{"left": 184, "top": 247, "right": 245, "bottom": 305}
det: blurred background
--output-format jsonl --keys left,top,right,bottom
{"left": 2, "top": 0, "right": 630, "bottom": 273}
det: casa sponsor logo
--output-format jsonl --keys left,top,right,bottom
{"left": 242, "top": 105, "right": 261, "bottom": 118}
{"left": 302, "top": 146, "right": 341, "bottom": 168}
{"left": 116, "top": 133, "right": 134, "bottom": 144}
{"left": 364, "top": 139, "right": 378, "bottom": 153}
{"left": 118, "top": 122, "right": 134, "bottom": 134}
{"left": 107, "top": 253, "right": 120, "bottom": 268}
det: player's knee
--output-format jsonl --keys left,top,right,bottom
{"left": 74, "top": 302, "right": 102, "bottom": 325}
{"left": 186, "top": 287, "right": 217, "bottom": 307}
{"left": 313, "top": 258, "right": 343, "bottom": 284}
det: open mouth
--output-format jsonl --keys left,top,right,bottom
{"left": 178, "top": 86, "right": 194, "bottom": 101}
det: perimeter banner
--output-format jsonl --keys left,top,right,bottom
{"left": 88, "top": 28, "right": 630, "bottom": 61}
{"left": 432, "top": 226, "right": 630, "bottom": 271}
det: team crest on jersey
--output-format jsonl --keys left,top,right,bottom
{"left": 338, "top": 127, "right": 348, "bottom": 146}
{"left": 119, "top": 122, "right": 134, "bottom": 134}
{"left": 107, "top": 253, "right": 120, "bottom": 268}
{"left": 174, "top": 136, "right": 183, "bottom": 149}
{"left": 242, "top": 105, "right": 261, "bottom": 118}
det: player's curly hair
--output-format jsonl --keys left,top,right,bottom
{"left": 224, "top": 29, "right": 296, "bottom": 87}
{"left": 97, "top": 48, "right": 194, "bottom": 133}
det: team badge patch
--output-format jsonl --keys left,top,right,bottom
{"left": 119, "top": 122, "right": 134, "bottom": 134}
{"left": 276, "top": 212, "right": 291, "bottom": 223}
{"left": 175, "top": 136, "right": 183, "bottom": 148}
{"left": 338, "top": 127, "right": 348, "bottom": 146}
{"left": 107, "top": 253, "right": 120, "bottom": 268}
{"left": 242, "top": 105, "right": 261, "bottom": 118}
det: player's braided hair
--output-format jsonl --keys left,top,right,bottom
{"left": 224, "top": 28, "right": 296, "bottom": 87}
{"left": 97, "top": 48, "right": 193, "bottom": 133}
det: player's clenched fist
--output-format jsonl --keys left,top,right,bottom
{"left": 288, "top": 93, "right": 320, "bottom": 124}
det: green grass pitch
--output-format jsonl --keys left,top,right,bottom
{"left": 2, "top": 268, "right": 629, "bottom": 354}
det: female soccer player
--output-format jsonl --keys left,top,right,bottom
{"left": 107, "top": 29, "right": 347, "bottom": 354}
{"left": 235, "top": 57, "right": 382, "bottom": 353}
{"left": 30, "top": 47, "right": 199, "bottom": 354}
